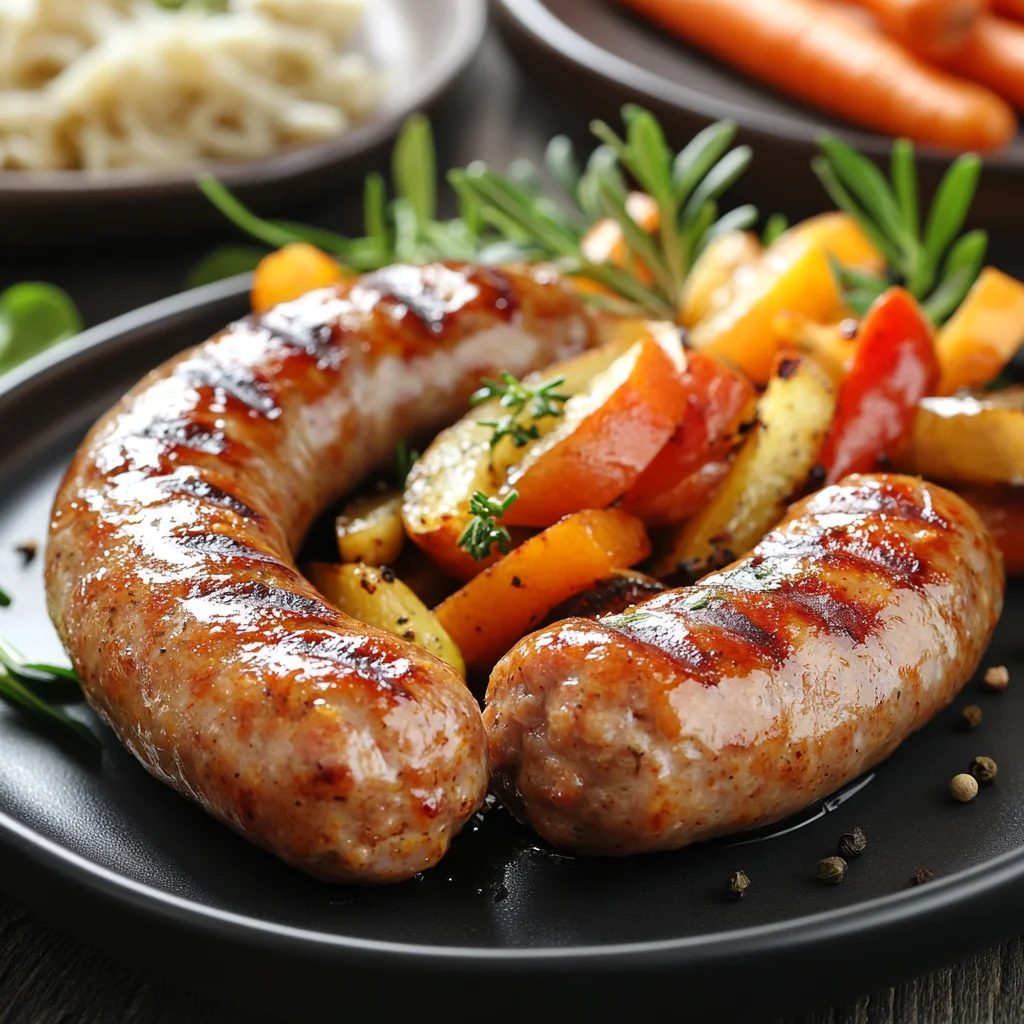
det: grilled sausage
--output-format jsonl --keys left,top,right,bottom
{"left": 485, "top": 474, "right": 1004, "bottom": 855}
{"left": 46, "top": 263, "right": 594, "bottom": 883}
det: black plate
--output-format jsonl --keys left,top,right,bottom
{"left": 2, "top": 280, "right": 1024, "bottom": 1023}
{"left": 0, "top": 0, "right": 485, "bottom": 247}
{"left": 492, "top": 0, "right": 1024, "bottom": 237}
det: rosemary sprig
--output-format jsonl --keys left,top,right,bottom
{"left": 471, "top": 371, "right": 569, "bottom": 450}
{"left": 813, "top": 136, "right": 987, "bottom": 323}
{"left": 0, "top": 586, "right": 9, "bottom": 608}
{"left": 450, "top": 107, "right": 758, "bottom": 320}
{"left": 458, "top": 491, "right": 518, "bottom": 561}
{"left": 0, "top": 638, "right": 96, "bottom": 748}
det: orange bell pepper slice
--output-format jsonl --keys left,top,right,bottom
{"left": 935, "top": 267, "right": 1024, "bottom": 395}
{"left": 434, "top": 509, "right": 650, "bottom": 673}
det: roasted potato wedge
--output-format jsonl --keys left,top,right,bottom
{"left": 434, "top": 509, "right": 650, "bottom": 674}
{"left": 335, "top": 490, "right": 404, "bottom": 566}
{"left": 402, "top": 337, "right": 634, "bottom": 578}
{"left": 772, "top": 311, "right": 857, "bottom": 385}
{"left": 652, "top": 355, "right": 837, "bottom": 578}
{"left": 891, "top": 389, "right": 1024, "bottom": 486}
{"left": 305, "top": 562, "right": 465, "bottom": 676}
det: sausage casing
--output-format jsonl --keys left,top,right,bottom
{"left": 485, "top": 475, "right": 1004, "bottom": 855}
{"left": 46, "top": 263, "right": 594, "bottom": 882}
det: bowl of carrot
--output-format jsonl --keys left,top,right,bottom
{"left": 493, "top": 0, "right": 1024, "bottom": 234}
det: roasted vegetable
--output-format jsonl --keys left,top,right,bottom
{"left": 547, "top": 569, "right": 665, "bottom": 621}
{"left": 251, "top": 243, "right": 348, "bottom": 314}
{"left": 498, "top": 325, "right": 689, "bottom": 526}
{"left": 620, "top": 351, "right": 756, "bottom": 525}
{"left": 772, "top": 312, "right": 858, "bottom": 385}
{"left": 678, "top": 230, "right": 761, "bottom": 326}
{"left": 688, "top": 213, "right": 884, "bottom": 382}
{"left": 402, "top": 336, "right": 636, "bottom": 576}
{"left": 958, "top": 485, "right": 1024, "bottom": 575}
{"left": 892, "top": 388, "right": 1024, "bottom": 486}
{"left": 821, "top": 287, "right": 938, "bottom": 485}
{"left": 935, "top": 268, "right": 1024, "bottom": 395}
{"left": 434, "top": 509, "right": 650, "bottom": 673}
{"left": 305, "top": 562, "right": 465, "bottom": 676}
{"left": 652, "top": 354, "right": 836, "bottom": 578}
{"left": 335, "top": 490, "right": 404, "bottom": 566}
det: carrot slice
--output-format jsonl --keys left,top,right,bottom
{"left": 251, "top": 243, "right": 348, "bottom": 314}
{"left": 434, "top": 509, "right": 650, "bottom": 673}
{"left": 498, "top": 324, "right": 690, "bottom": 526}
{"left": 617, "top": 0, "right": 1015, "bottom": 150}
{"left": 935, "top": 268, "right": 1024, "bottom": 395}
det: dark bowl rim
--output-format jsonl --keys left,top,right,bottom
{"left": 492, "top": 0, "right": 1024, "bottom": 166}
{"left": 0, "top": 0, "right": 487, "bottom": 197}
{"left": 3, "top": 276, "right": 1024, "bottom": 971}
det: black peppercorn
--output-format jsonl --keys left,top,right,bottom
{"left": 959, "top": 705, "right": 983, "bottom": 730}
{"left": 725, "top": 870, "right": 750, "bottom": 900}
{"left": 817, "top": 856, "right": 847, "bottom": 885}
{"left": 969, "top": 756, "right": 998, "bottom": 784}
{"left": 909, "top": 867, "right": 934, "bottom": 887}
{"left": 837, "top": 826, "right": 867, "bottom": 859}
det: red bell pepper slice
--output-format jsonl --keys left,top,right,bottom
{"left": 821, "top": 287, "right": 939, "bottom": 485}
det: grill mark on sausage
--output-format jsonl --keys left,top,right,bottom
{"left": 193, "top": 579, "right": 337, "bottom": 622}
{"left": 169, "top": 475, "right": 262, "bottom": 520}
{"left": 141, "top": 417, "right": 227, "bottom": 455}
{"left": 686, "top": 600, "right": 793, "bottom": 667}
{"left": 360, "top": 264, "right": 520, "bottom": 337}
{"left": 173, "top": 531, "right": 281, "bottom": 564}
{"left": 255, "top": 310, "right": 341, "bottom": 359}
{"left": 274, "top": 631, "right": 416, "bottom": 698}
{"left": 175, "top": 358, "right": 279, "bottom": 417}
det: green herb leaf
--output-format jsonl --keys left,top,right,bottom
{"left": 761, "top": 213, "right": 789, "bottom": 248}
{"left": 921, "top": 153, "right": 981, "bottom": 292}
{"left": 457, "top": 490, "right": 519, "bottom": 561}
{"left": 0, "top": 664, "right": 98, "bottom": 748}
{"left": 394, "top": 441, "right": 420, "bottom": 486}
{"left": 0, "top": 586, "right": 9, "bottom": 607}
{"left": 673, "top": 121, "right": 737, "bottom": 203}
{"left": 545, "top": 135, "right": 582, "bottom": 199}
{"left": 392, "top": 114, "right": 436, "bottom": 224}
{"left": 0, "top": 637, "right": 79, "bottom": 693}
{"left": 922, "top": 229, "right": 988, "bottom": 324}
{"left": 0, "top": 283, "right": 82, "bottom": 375}
{"left": 186, "top": 245, "right": 267, "bottom": 289}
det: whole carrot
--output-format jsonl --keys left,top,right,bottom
{"left": 942, "top": 14, "right": 1024, "bottom": 111}
{"left": 991, "top": 0, "right": 1024, "bottom": 22}
{"left": 618, "top": 0, "right": 1015, "bottom": 150}
{"left": 844, "top": 0, "right": 982, "bottom": 57}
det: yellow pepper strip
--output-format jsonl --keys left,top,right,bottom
{"left": 687, "top": 214, "right": 883, "bottom": 385}
{"left": 935, "top": 268, "right": 1024, "bottom": 396}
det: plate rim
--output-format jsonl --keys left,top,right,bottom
{"left": 492, "top": 0, "right": 1024, "bottom": 167}
{"left": 0, "top": 0, "right": 487, "bottom": 197}
{"left": 3, "top": 279, "right": 1024, "bottom": 975}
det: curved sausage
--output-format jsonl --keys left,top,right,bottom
{"left": 46, "top": 263, "right": 594, "bottom": 883}
{"left": 485, "top": 475, "right": 1004, "bottom": 855}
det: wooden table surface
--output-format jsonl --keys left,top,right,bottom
{"left": 2, "top": 24, "right": 1024, "bottom": 1024}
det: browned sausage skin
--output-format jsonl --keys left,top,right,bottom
{"left": 485, "top": 475, "right": 1004, "bottom": 856}
{"left": 46, "top": 263, "right": 594, "bottom": 883}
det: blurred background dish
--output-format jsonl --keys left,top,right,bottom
{"left": 0, "top": 0, "right": 485, "bottom": 244}
{"left": 493, "top": 0, "right": 1024, "bottom": 236}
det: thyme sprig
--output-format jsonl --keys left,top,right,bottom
{"left": 394, "top": 441, "right": 420, "bottom": 486}
{"left": 813, "top": 135, "right": 986, "bottom": 323}
{"left": 472, "top": 371, "right": 569, "bottom": 451}
{"left": 458, "top": 491, "right": 518, "bottom": 561}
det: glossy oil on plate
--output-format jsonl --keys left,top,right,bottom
{"left": 0, "top": 0, "right": 485, "bottom": 246}
{"left": 493, "top": 0, "right": 1024, "bottom": 236}
{"left": 1, "top": 280, "right": 1024, "bottom": 1023}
